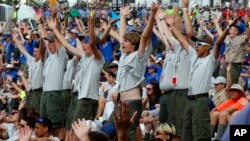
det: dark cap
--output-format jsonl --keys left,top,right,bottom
{"left": 191, "top": 34, "right": 213, "bottom": 45}
{"left": 131, "top": 26, "right": 144, "bottom": 34}
{"left": 44, "top": 35, "right": 55, "bottom": 42}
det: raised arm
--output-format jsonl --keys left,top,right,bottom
{"left": 155, "top": 8, "right": 171, "bottom": 49}
{"left": 109, "top": 29, "right": 120, "bottom": 43}
{"left": 12, "top": 32, "right": 29, "bottom": 57}
{"left": 138, "top": 3, "right": 158, "bottom": 58}
{"left": 46, "top": 18, "right": 83, "bottom": 58}
{"left": 212, "top": 14, "right": 223, "bottom": 36}
{"left": 88, "top": 13, "right": 103, "bottom": 61}
{"left": 214, "top": 16, "right": 240, "bottom": 59}
{"left": 99, "top": 18, "right": 120, "bottom": 45}
{"left": 153, "top": 26, "right": 162, "bottom": 41}
{"left": 35, "top": 11, "right": 48, "bottom": 41}
{"left": 182, "top": 0, "right": 194, "bottom": 37}
{"left": 166, "top": 14, "right": 190, "bottom": 52}
{"left": 120, "top": 6, "right": 131, "bottom": 44}
{"left": 17, "top": 70, "right": 28, "bottom": 92}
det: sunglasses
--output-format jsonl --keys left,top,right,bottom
{"left": 195, "top": 42, "right": 210, "bottom": 46}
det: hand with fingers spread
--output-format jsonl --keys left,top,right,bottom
{"left": 19, "top": 125, "right": 33, "bottom": 141}
{"left": 17, "top": 70, "right": 24, "bottom": 77}
{"left": 35, "top": 10, "right": 43, "bottom": 23}
{"left": 71, "top": 118, "right": 91, "bottom": 141}
{"left": 46, "top": 18, "right": 57, "bottom": 30}
{"left": 120, "top": 6, "right": 131, "bottom": 17}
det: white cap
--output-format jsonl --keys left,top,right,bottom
{"left": 6, "top": 64, "right": 13, "bottom": 69}
{"left": 213, "top": 76, "right": 226, "bottom": 84}
{"left": 70, "top": 29, "right": 78, "bottom": 34}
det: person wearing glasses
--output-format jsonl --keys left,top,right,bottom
{"left": 166, "top": 10, "right": 240, "bottom": 141}
{"left": 141, "top": 81, "right": 161, "bottom": 140}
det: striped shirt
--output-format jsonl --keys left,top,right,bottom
{"left": 26, "top": 54, "right": 43, "bottom": 90}
{"left": 43, "top": 47, "right": 67, "bottom": 91}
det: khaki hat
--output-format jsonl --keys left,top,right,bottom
{"left": 225, "top": 84, "right": 247, "bottom": 97}
{"left": 44, "top": 35, "right": 55, "bottom": 42}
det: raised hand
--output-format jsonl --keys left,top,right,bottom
{"left": 19, "top": 125, "right": 33, "bottom": 141}
{"left": 6, "top": 75, "right": 13, "bottom": 82}
{"left": 35, "top": 10, "right": 43, "bottom": 23}
{"left": 155, "top": 8, "right": 166, "bottom": 20}
{"left": 212, "top": 14, "right": 219, "bottom": 23}
{"left": 12, "top": 31, "right": 19, "bottom": 40}
{"left": 120, "top": 5, "right": 131, "bottom": 17}
{"left": 165, "top": 14, "right": 175, "bottom": 26}
{"left": 46, "top": 18, "right": 57, "bottom": 30}
{"left": 182, "top": 0, "right": 189, "bottom": 8}
{"left": 17, "top": 70, "right": 24, "bottom": 77}
{"left": 0, "top": 110, "right": 6, "bottom": 122}
{"left": 150, "top": 3, "right": 159, "bottom": 17}
{"left": 71, "top": 118, "right": 91, "bottom": 140}
{"left": 197, "top": 17, "right": 205, "bottom": 25}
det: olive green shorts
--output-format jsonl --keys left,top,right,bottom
{"left": 40, "top": 90, "right": 64, "bottom": 128}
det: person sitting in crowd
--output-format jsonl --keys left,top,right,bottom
{"left": 210, "top": 84, "right": 248, "bottom": 140}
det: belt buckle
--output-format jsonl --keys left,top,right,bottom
{"left": 188, "top": 95, "right": 195, "bottom": 100}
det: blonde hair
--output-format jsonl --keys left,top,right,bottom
{"left": 155, "top": 123, "right": 176, "bottom": 136}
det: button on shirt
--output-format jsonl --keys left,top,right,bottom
{"left": 188, "top": 46, "right": 216, "bottom": 95}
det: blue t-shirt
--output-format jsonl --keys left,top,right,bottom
{"left": 3, "top": 41, "right": 14, "bottom": 63}
{"left": 146, "top": 73, "right": 159, "bottom": 84}
{"left": 20, "top": 41, "right": 34, "bottom": 64}
{"left": 98, "top": 41, "right": 114, "bottom": 63}
{"left": 213, "top": 36, "right": 226, "bottom": 56}
{"left": 149, "top": 97, "right": 160, "bottom": 110}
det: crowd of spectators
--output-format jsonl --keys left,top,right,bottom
{"left": 0, "top": 0, "right": 249, "bottom": 141}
